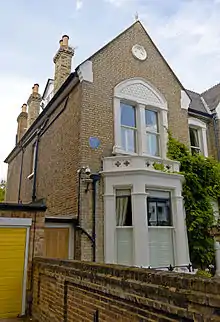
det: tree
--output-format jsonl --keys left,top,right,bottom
{"left": 168, "top": 134, "right": 220, "bottom": 269}
{"left": 0, "top": 180, "right": 6, "bottom": 202}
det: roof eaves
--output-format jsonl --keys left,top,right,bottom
{"left": 5, "top": 72, "right": 78, "bottom": 163}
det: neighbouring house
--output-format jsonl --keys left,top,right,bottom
{"left": 2, "top": 20, "right": 220, "bottom": 317}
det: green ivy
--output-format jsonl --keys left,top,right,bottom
{"left": 167, "top": 133, "right": 220, "bottom": 269}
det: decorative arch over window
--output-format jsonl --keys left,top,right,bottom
{"left": 114, "top": 78, "right": 168, "bottom": 110}
{"left": 188, "top": 117, "right": 208, "bottom": 157}
{"left": 113, "top": 78, "right": 168, "bottom": 158}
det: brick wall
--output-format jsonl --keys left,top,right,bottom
{"left": 32, "top": 258, "right": 220, "bottom": 322}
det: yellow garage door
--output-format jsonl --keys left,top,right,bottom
{"left": 0, "top": 227, "right": 26, "bottom": 319}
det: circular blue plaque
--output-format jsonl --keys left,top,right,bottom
{"left": 89, "top": 137, "right": 100, "bottom": 149}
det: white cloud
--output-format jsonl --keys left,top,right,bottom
{"left": 135, "top": 0, "right": 220, "bottom": 92}
{"left": 0, "top": 76, "right": 35, "bottom": 180}
{"left": 76, "top": 0, "right": 83, "bottom": 10}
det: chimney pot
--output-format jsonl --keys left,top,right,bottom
{"left": 59, "top": 39, "right": 63, "bottom": 47}
{"left": 62, "top": 35, "right": 69, "bottom": 47}
{"left": 32, "top": 84, "right": 39, "bottom": 94}
{"left": 22, "top": 104, "right": 27, "bottom": 113}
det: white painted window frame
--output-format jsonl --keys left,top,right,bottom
{"left": 114, "top": 187, "right": 134, "bottom": 265}
{"left": 0, "top": 217, "right": 32, "bottom": 316}
{"left": 188, "top": 117, "right": 208, "bottom": 157}
{"left": 146, "top": 189, "right": 176, "bottom": 267}
{"left": 113, "top": 78, "right": 168, "bottom": 159}
{"left": 44, "top": 222, "right": 74, "bottom": 260}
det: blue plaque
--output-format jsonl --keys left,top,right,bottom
{"left": 89, "top": 137, "right": 100, "bottom": 149}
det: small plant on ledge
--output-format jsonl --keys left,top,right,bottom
{"left": 167, "top": 132, "right": 220, "bottom": 269}
{"left": 153, "top": 162, "right": 165, "bottom": 171}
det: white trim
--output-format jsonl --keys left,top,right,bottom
{"left": 200, "top": 96, "right": 212, "bottom": 115}
{"left": 181, "top": 90, "right": 190, "bottom": 110}
{"left": 113, "top": 78, "right": 169, "bottom": 157}
{"left": 188, "top": 117, "right": 208, "bottom": 157}
{"left": 77, "top": 60, "right": 93, "bottom": 83}
{"left": 216, "top": 102, "right": 220, "bottom": 119}
{"left": 44, "top": 222, "right": 74, "bottom": 259}
{"left": 22, "top": 226, "right": 30, "bottom": 315}
{"left": 188, "top": 117, "right": 207, "bottom": 129}
{"left": 114, "top": 78, "right": 167, "bottom": 109}
{"left": 0, "top": 217, "right": 32, "bottom": 226}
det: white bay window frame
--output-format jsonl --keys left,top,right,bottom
{"left": 113, "top": 78, "right": 168, "bottom": 159}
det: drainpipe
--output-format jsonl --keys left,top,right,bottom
{"left": 32, "top": 133, "right": 40, "bottom": 202}
{"left": 212, "top": 112, "right": 220, "bottom": 161}
{"left": 18, "top": 146, "right": 24, "bottom": 203}
{"left": 90, "top": 173, "right": 101, "bottom": 262}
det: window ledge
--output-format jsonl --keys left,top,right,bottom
{"left": 27, "top": 172, "right": 34, "bottom": 180}
{"left": 113, "top": 146, "right": 138, "bottom": 156}
{"left": 103, "top": 155, "right": 180, "bottom": 173}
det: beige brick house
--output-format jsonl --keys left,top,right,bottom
{"left": 4, "top": 21, "right": 220, "bottom": 269}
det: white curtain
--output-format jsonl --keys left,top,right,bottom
{"left": 116, "top": 197, "right": 128, "bottom": 226}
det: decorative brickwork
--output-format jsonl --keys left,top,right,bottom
{"left": 32, "top": 258, "right": 220, "bottom": 322}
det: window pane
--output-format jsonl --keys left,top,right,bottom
{"left": 189, "top": 128, "right": 200, "bottom": 148}
{"left": 191, "top": 147, "right": 200, "bottom": 155}
{"left": 149, "top": 227, "right": 174, "bottom": 267}
{"left": 146, "top": 133, "right": 159, "bottom": 156}
{"left": 121, "top": 127, "right": 136, "bottom": 152}
{"left": 116, "top": 195, "right": 132, "bottom": 226}
{"left": 148, "top": 202, "right": 157, "bottom": 226}
{"left": 145, "top": 110, "right": 158, "bottom": 132}
{"left": 121, "top": 103, "right": 136, "bottom": 127}
{"left": 147, "top": 196, "right": 172, "bottom": 227}
{"left": 116, "top": 228, "right": 133, "bottom": 265}
{"left": 157, "top": 201, "right": 171, "bottom": 226}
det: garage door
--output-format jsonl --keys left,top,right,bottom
{"left": 0, "top": 227, "right": 27, "bottom": 318}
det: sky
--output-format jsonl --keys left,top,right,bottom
{"left": 0, "top": 0, "right": 220, "bottom": 179}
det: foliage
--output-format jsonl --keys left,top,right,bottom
{"left": 195, "top": 269, "right": 212, "bottom": 278}
{"left": 167, "top": 133, "right": 220, "bottom": 269}
{"left": 153, "top": 162, "right": 165, "bottom": 171}
{"left": 0, "top": 180, "right": 6, "bottom": 202}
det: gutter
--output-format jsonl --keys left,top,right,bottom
{"left": 188, "top": 108, "right": 213, "bottom": 119}
{"left": 0, "top": 202, "right": 46, "bottom": 212}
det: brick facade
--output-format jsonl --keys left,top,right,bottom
{"left": 5, "top": 21, "right": 220, "bottom": 264}
{"left": 32, "top": 257, "right": 220, "bottom": 321}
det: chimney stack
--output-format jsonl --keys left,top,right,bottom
{"left": 16, "top": 104, "right": 28, "bottom": 143}
{"left": 53, "top": 35, "right": 74, "bottom": 93}
{"left": 27, "top": 84, "right": 41, "bottom": 128}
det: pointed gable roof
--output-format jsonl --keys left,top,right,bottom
{"left": 202, "top": 83, "right": 220, "bottom": 111}
{"left": 78, "top": 20, "right": 186, "bottom": 91}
